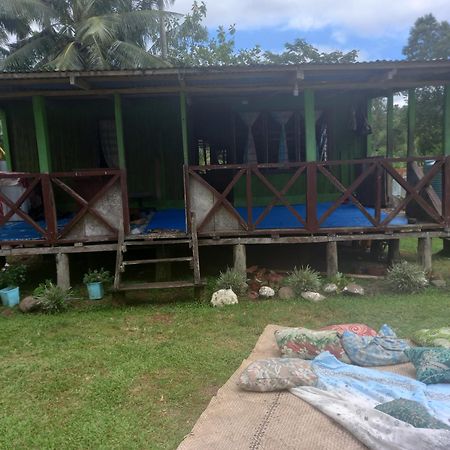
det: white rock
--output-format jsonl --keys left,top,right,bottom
{"left": 301, "top": 291, "right": 326, "bottom": 302}
{"left": 343, "top": 283, "right": 365, "bottom": 296}
{"left": 323, "top": 283, "right": 338, "bottom": 294}
{"left": 258, "top": 286, "right": 275, "bottom": 298}
{"left": 210, "top": 289, "right": 238, "bottom": 307}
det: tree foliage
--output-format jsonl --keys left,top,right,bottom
{"left": 0, "top": 0, "right": 172, "bottom": 70}
{"left": 402, "top": 13, "right": 450, "bottom": 154}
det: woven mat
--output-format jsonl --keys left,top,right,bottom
{"left": 177, "top": 324, "right": 416, "bottom": 450}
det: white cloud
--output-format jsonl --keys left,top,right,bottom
{"left": 172, "top": 0, "right": 450, "bottom": 38}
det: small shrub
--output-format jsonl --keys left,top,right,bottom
{"left": 286, "top": 266, "right": 321, "bottom": 294}
{"left": 0, "top": 263, "right": 26, "bottom": 288}
{"left": 83, "top": 268, "right": 112, "bottom": 284}
{"left": 215, "top": 267, "right": 247, "bottom": 295}
{"left": 328, "top": 272, "right": 351, "bottom": 291}
{"left": 386, "top": 261, "right": 428, "bottom": 293}
{"left": 36, "top": 282, "right": 72, "bottom": 314}
{"left": 33, "top": 279, "right": 53, "bottom": 297}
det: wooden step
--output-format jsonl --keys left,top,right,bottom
{"left": 124, "top": 239, "right": 191, "bottom": 246}
{"left": 117, "top": 280, "right": 204, "bottom": 291}
{"left": 122, "top": 257, "right": 192, "bottom": 266}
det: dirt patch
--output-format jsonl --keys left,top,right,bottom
{"left": 144, "top": 313, "right": 174, "bottom": 325}
{"left": 201, "top": 384, "right": 220, "bottom": 400}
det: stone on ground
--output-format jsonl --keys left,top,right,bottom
{"left": 278, "top": 286, "right": 295, "bottom": 299}
{"left": 19, "top": 296, "right": 41, "bottom": 313}
{"left": 259, "top": 286, "right": 275, "bottom": 298}
{"left": 431, "top": 279, "right": 446, "bottom": 288}
{"left": 301, "top": 291, "right": 326, "bottom": 302}
{"left": 343, "top": 283, "right": 365, "bottom": 296}
{"left": 323, "top": 283, "right": 338, "bottom": 294}
{"left": 210, "top": 289, "right": 238, "bottom": 307}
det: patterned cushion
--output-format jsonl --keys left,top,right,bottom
{"left": 238, "top": 358, "right": 318, "bottom": 392}
{"left": 274, "top": 327, "right": 350, "bottom": 362}
{"left": 405, "top": 347, "right": 450, "bottom": 385}
{"left": 412, "top": 328, "right": 450, "bottom": 348}
{"left": 320, "top": 323, "right": 378, "bottom": 337}
{"left": 375, "top": 398, "right": 450, "bottom": 430}
{"left": 341, "top": 331, "right": 411, "bottom": 366}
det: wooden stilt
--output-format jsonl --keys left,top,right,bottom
{"left": 417, "top": 236, "right": 432, "bottom": 273}
{"left": 233, "top": 244, "right": 247, "bottom": 276}
{"left": 326, "top": 241, "right": 338, "bottom": 278}
{"left": 56, "top": 253, "right": 70, "bottom": 289}
{"left": 387, "top": 240, "right": 400, "bottom": 265}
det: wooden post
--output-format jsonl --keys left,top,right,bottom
{"left": 233, "top": 244, "right": 247, "bottom": 277}
{"left": 0, "top": 109, "right": 12, "bottom": 171}
{"left": 32, "top": 96, "right": 51, "bottom": 173}
{"left": 418, "top": 236, "right": 432, "bottom": 273}
{"left": 180, "top": 91, "right": 189, "bottom": 165}
{"left": 386, "top": 92, "right": 394, "bottom": 204}
{"left": 56, "top": 253, "right": 70, "bottom": 290}
{"left": 304, "top": 89, "right": 316, "bottom": 162}
{"left": 326, "top": 241, "right": 338, "bottom": 278}
{"left": 387, "top": 240, "right": 400, "bottom": 265}
{"left": 444, "top": 85, "right": 450, "bottom": 156}
{"left": 407, "top": 89, "right": 416, "bottom": 156}
{"left": 114, "top": 94, "right": 126, "bottom": 169}
{"left": 366, "top": 98, "right": 373, "bottom": 156}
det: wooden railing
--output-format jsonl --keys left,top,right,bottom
{"left": 185, "top": 156, "right": 450, "bottom": 236}
{"left": 0, "top": 169, "right": 129, "bottom": 245}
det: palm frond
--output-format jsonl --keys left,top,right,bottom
{"left": 77, "top": 14, "right": 119, "bottom": 45}
{"left": 0, "top": 0, "right": 56, "bottom": 26}
{"left": 85, "top": 35, "right": 110, "bottom": 69}
{"left": 46, "top": 41, "right": 84, "bottom": 70}
{"left": 0, "top": 31, "right": 58, "bottom": 70}
{"left": 109, "top": 39, "right": 169, "bottom": 68}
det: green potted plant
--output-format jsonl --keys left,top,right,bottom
{"left": 83, "top": 268, "right": 112, "bottom": 300}
{"left": 0, "top": 263, "right": 26, "bottom": 307}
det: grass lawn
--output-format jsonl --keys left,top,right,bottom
{"left": 1, "top": 238, "right": 450, "bottom": 449}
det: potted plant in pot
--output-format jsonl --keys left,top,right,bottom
{"left": 83, "top": 268, "right": 112, "bottom": 300}
{"left": 0, "top": 263, "right": 26, "bottom": 307}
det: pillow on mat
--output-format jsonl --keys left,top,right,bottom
{"left": 375, "top": 398, "right": 450, "bottom": 430}
{"left": 274, "top": 327, "right": 350, "bottom": 362}
{"left": 412, "top": 328, "right": 450, "bottom": 349}
{"left": 320, "top": 323, "right": 377, "bottom": 337}
{"left": 238, "top": 358, "right": 318, "bottom": 392}
{"left": 405, "top": 347, "right": 450, "bottom": 385}
{"left": 341, "top": 331, "right": 411, "bottom": 366}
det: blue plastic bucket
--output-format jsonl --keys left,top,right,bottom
{"left": 86, "top": 282, "right": 104, "bottom": 300}
{"left": 0, "top": 286, "right": 20, "bottom": 307}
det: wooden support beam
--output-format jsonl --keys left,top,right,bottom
{"left": 367, "top": 99, "right": 373, "bottom": 156}
{"left": 326, "top": 241, "right": 338, "bottom": 278}
{"left": 387, "top": 239, "right": 400, "bottom": 265}
{"left": 69, "top": 75, "right": 90, "bottom": 90}
{"left": 56, "top": 253, "right": 70, "bottom": 289}
{"left": 386, "top": 92, "right": 394, "bottom": 157}
{"left": 444, "top": 85, "right": 450, "bottom": 156}
{"left": 180, "top": 91, "right": 189, "bottom": 164}
{"left": 417, "top": 236, "right": 432, "bottom": 273}
{"left": 0, "top": 109, "right": 12, "bottom": 171}
{"left": 114, "top": 93, "right": 126, "bottom": 169}
{"left": 32, "top": 96, "right": 51, "bottom": 173}
{"left": 304, "top": 88, "right": 316, "bottom": 162}
{"left": 407, "top": 89, "right": 416, "bottom": 156}
{"left": 233, "top": 244, "right": 247, "bottom": 277}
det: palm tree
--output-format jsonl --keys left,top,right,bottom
{"left": 0, "top": 0, "right": 176, "bottom": 71}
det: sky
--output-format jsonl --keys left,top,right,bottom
{"left": 172, "top": 0, "right": 450, "bottom": 61}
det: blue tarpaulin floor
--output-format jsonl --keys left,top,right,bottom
{"left": 0, "top": 218, "right": 71, "bottom": 241}
{"left": 144, "top": 202, "right": 408, "bottom": 233}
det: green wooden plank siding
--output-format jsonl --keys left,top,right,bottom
{"left": 444, "top": 85, "right": 450, "bottom": 156}
{"left": 407, "top": 89, "right": 416, "bottom": 156}
{"left": 304, "top": 89, "right": 316, "bottom": 162}
{"left": 0, "top": 109, "right": 12, "bottom": 170}
{"left": 32, "top": 96, "right": 51, "bottom": 173}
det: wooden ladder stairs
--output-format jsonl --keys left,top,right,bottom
{"left": 113, "top": 217, "right": 201, "bottom": 291}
